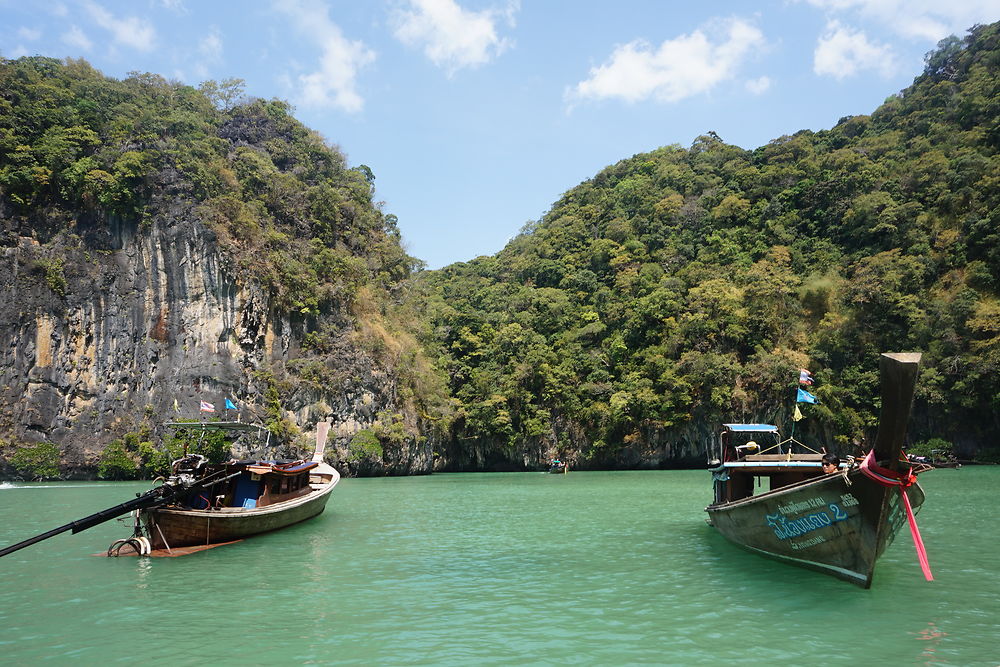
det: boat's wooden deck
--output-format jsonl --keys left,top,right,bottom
{"left": 94, "top": 540, "right": 242, "bottom": 557}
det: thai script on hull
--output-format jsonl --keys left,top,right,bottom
{"left": 766, "top": 502, "right": 850, "bottom": 540}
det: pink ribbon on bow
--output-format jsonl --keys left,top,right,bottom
{"left": 860, "top": 449, "right": 933, "bottom": 582}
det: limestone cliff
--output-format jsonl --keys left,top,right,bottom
{"left": 0, "top": 58, "right": 441, "bottom": 479}
{"left": 0, "top": 194, "right": 436, "bottom": 478}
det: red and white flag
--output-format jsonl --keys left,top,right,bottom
{"left": 200, "top": 401, "right": 215, "bottom": 412}
{"left": 798, "top": 369, "right": 814, "bottom": 385}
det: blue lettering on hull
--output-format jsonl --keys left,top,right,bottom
{"left": 766, "top": 502, "right": 849, "bottom": 540}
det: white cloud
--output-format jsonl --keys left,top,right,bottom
{"left": 273, "top": 0, "right": 375, "bottom": 113}
{"left": 391, "top": 0, "right": 518, "bottom": 75}
{"left": 8, "top": 45, "right": 29, "bottom": 59}
{"left": 814, "top": 20, "right": 896, "bottom": 79}
{"left": 568, "top": 17, "right": 766, "bottom": 105}
{"left": 84, "top": 1, "right": 156, "bottom": 52}
{"left": 191, "top": 29, "right": 224, "bottom": 79}
{"left": 158, "top": 0, "right": 188, "bottom": 13}
{"left": 802, "top": 0, "right": 999, "bottom": 41}
{"left": 17, "top": 27, "right": 41, "bottom": 41}
{"left": 62, "top": 25, "right": 93, "bottom": 52}
{"left": 746, "top": 75, "right": 771, "bottom": 94}
{"left": 199, "top": 29, "right": 223, "bottom": 61}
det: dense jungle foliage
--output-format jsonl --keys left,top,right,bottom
{"left": 418, "top": 23, "right": 1000, "bottom": 465}
{"left": 0, "top": 57, "right": 415, "bottom": 301}
{"left": 2, "top": 24, "right": 999, "bottom": 475}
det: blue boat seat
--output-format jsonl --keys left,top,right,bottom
{"left": 232, "top": 474, "right": 261, "bottom": 509}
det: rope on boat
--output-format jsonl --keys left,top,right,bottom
{"left": 860, "top": 450, "right": 933, "bottom": 582}
{"left": 107, "top": 535, "right": 150, "bottom": 557}
{"left": 107, "top": 510, "right": 153, "bottom": 557}
{"left": 769, "top": 436, "right": 824, "bottom": 456}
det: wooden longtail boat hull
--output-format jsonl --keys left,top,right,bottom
{"left": 704, "top": 353, "right": 927, "bottom": 588}
{"left": 706, "top": 469, "right": 924, "bottom": 587}
{"left": 0, "top": 423, "right": 345, "bottom": 559}
{"left": 144, "top": 476, "right": 337, "bottom": 550}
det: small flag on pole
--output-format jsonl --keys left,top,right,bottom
{"left": 796, "top": 388, "right": 818, "bottom": 404}
{"left": 799, "top": 369, "right": 814, "bottom": 385}
{"left": 200, "top": 401, "right": 215, "bottom": 412}
{"left": 173, "top": 398, "right": 180, "bottom": 413}
{"left": 793, "top": 405, "right": 804, "bottom": 421}
{"left": 225, "top": 398, "right": 237, "bottom": 410}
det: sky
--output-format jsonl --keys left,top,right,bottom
{"left": 1, "top": 1, "right": 998, "bottom": 269}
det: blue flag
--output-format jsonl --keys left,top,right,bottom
{"left": 796, "top": 388, "right": 818, "bottom": 404}
{"left": 225, "top": 398, "right": 237, "bottom": 410}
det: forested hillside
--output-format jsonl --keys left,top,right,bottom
{"left": 2, "top": 24, "right": 998, "bottom": 479}
{"left": 0, "top": 57, "right": 448, "bottom": 478}
{"left": 420, "top": 23, "right": 1000, "bottom": 469}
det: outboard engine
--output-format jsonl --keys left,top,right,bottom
{"left": 169, "top": 454, "right": 208, "bottom": 487}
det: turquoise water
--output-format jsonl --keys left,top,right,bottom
{"left": 0, "top": 469, "right": 997, "bottom": 665}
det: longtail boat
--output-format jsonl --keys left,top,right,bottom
{"left": 705, "top": 353, "right": 932, "bottom": 588}
{"left": 0, "top": 421, "right": 340, "bottom": 558}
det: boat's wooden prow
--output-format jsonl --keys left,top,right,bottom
{"left": 872, "top": 352, "right": 922, "bottom": 466}
{"left": 313, "top": 421, "right": 331, "bottom": 464}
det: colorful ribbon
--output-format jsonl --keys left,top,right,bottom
{"left": 860, "top": 449, "right": 933, "bottom": 581}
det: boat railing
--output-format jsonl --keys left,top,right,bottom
{"left": 771, "top": 436, "right": 823, "bottom": 456}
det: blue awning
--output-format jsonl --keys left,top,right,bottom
{"left": 722, "top": 424, "right": 779, "bottom": 433}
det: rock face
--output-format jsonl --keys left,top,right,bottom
{"left": 0, "top": 192, "right": 433, "bottom": 478}
{"left": 431, "top": 416, "right": 710, "bottom": 472}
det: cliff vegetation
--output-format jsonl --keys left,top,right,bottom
{"left": 419, "top": 23, "right": 1000, "bottom": 469}
{"left": 2, "top": 23, "right": 999, "bottom": 478}
{"left": 0, "top": 56, "right": 450, "bottom": 478}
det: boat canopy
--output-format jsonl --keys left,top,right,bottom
{"left": 164, "top": 421, "right": 268, "bottom": 434}
{"left": 722, "top": 424, "right": 779, "bottom": 433}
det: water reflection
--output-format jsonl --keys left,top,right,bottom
{"left": 135, "top": 556, "right": 153, "bottom": 589}
{"left": 911, "top": 620, "right": 948, "bottom": 666}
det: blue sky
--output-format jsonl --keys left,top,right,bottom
{"left": 2, "top": 1, "right": 998, "bottom": 269}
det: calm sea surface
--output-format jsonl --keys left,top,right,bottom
{"left": 1, "top": 468, "right": 997, "bottom": 666}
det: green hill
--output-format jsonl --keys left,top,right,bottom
{"left": 2, "top": 24, "right": 998, "bottom": 478}
{"left": 421, "top": 23, "right": 1000, "bottom": 469}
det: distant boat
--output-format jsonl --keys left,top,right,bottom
{"left": 0, "top": 421, "right": 340, "bottom": 558}
{"left": 930, "top": 450, "right": 961, "bottom": 469}
{"left": 705, "top": 353, "right": 932, "bottom": 588}
{"left": 548, "top": 460, "right": 568, "bottom": 474}
{"left": 907, "top": 453, "right": 960, "bottom": 469}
